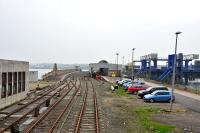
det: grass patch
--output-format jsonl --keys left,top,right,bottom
{"left": 115, "top": 86, "right": 128, "bottom": 96}
{"left": 134, "top": 107, "right": 175, "bottom": 133}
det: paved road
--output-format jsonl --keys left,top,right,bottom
{"left": 175, "top": 93, "right": 200, "bottom": 113}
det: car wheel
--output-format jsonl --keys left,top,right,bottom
{"left": 149, "top": 99, "right": 154, "bottom": 103}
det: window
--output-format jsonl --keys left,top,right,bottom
{"left": 163, "top": 92, "right": 170, "bottom": 95}
{"left": 8, "top": 72, "right": 12, "bottom": 96}
{"left": 150, "top": 88, "right": 155, "bottom": 92}
{"left": 22, "top": 72, "right": 25, "bottom": 91}
{"left": 2, "top": 73, "right": 7, "bottom": 98}
{"left": 160, "top": 87, "right": 168, "bottom": 90}
{"left": 18, "top": 72, "right": 22, "bottom": 93}
{"left": 156, "top": 92, "right": 162, "bottom": 95}
{"left": 13, "top": 72, "right": 17, "bottom": 94}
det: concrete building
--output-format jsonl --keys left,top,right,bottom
{"left": 29, "top": 71, "right": 38, "bottom": 82}
{"left": 0, "top": 59, "right": 29, "bottom": 109}
{"left": 89, "top": 60, "right": 122, "bottom": 77}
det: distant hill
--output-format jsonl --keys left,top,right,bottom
{"left": 30, "top": 63, "right": 89, "bottom": 70}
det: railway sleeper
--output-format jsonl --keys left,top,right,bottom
{"left": 80, "top": 125, "right": 96, "bottom": 128}
{"left": 79, "top": 128, "right": 96, "bottom": 132}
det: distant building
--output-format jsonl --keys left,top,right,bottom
{"left": 89, "top": 60, "right": 122, "bottom": 77}
{"left": 0, "top": 59, "right": 29, "bottom": 109}
{"left": 29, "top": 71, "right": 38, "bottom": 82}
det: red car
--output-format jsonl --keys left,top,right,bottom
{"left": 128, "top": 85, "right": 145, "bottom": 94}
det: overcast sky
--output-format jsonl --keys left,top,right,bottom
{"left": 0, "top": 0, "right": 200, "bottom": 64}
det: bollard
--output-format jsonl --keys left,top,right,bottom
{"left": 34, "top": 107, "right": 40, "bottom": 117}
{"left": 11, "top": 125, "right": 20, "bottom": 133}
{"left": 45, "top": 100, "right": 50, "bottom": 107}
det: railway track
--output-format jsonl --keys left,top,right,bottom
{"left": 0, "top": 73, "right": 104, "bottom": 133}
{"left": 74, "top": 78, "right": 100, "bottom": 133}
{"left": 0, "top": 73, "right": 74, "bottom": 133}
{"left": 50, "top": 77, "right": 105, "bottom": 133}
{"left": 24, "top": 78, "right": 79, "bottom": 133}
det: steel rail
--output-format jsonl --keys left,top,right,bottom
{"left": 48, "top": 78, "right": 81, "bottom": 133}
{"left": 56, "top": 77, "right": 82, "bottom": 133}
{"left": 24, "top": 80, "right": 77, "bottom": 133}
{"left": 74, "top": 81, "right": 88, "bottom": 133}
{"left": 0, "top": 73, "right": 72, "bottom": 121}
{"left": 0, "top": 85, "right": 58, "bottom": 120}
{"left": 90, "top": 80, "right": 100, "bottom": 133}
{"left": 0, "top": 80, "right": 72, "bottom": 133}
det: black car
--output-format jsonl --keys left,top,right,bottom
{"left": 137, "top": 86, "right": 168, "bottom": 98}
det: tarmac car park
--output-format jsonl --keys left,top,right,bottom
{"left": 116, "top": 79, "right": 175, "bottom": 103}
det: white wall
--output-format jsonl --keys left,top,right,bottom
{"left": 29, "top": 71, "right": 38, "bottom": 82}
{"left": 0, "top": 59, "right": 29, "bottom": 109}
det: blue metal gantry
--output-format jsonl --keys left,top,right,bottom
{"left": 135, "top": 53, "right": 200, "bottom": 85}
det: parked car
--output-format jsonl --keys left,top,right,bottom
{"left": 138, "top": 86, "right": 168, "bottom": 98}
{"left": 123, "top": 81, "right": 143, "bottom": 90}
{"left": 143, "top": 90, "right": 175, "bottom": 103}
{"left": 122, "top": 81, "right": 133, "bottom": 88}
{"left": 127, "top": 85, "right": 145, "bottom": 94}
{"left": 124, "top": 83, "right": 134, "bottom": 90}
{"left": 118, "top": 79, "right": 132, "bottom": 86}
{"left": 116, "top": 79, "right": 122, "bottom": 84}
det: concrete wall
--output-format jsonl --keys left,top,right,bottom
{"left": 29, "top": 71, "right": 38, "bottom": 82}
{"left": 0, "top": 59, "right": 29, "bottom": 109}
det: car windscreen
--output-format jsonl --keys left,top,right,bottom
{"left": 159, "top": 87, "right": 168, "bottom": 90}
{"left": 132, "top": 85, "right": 141, "bottom": 88}
{"left": 151, "top": 91, "right": 159, "bottom": 95}
{"left": 146, "top": 87, "right": 152, "bottom": 91}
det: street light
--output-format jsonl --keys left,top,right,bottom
{"left": 170, "top": 31, "right": 182, "bottom": 111}
{"left": 132, "top": 48, "right": 135, "bottom": 80}
{"left": 116, "top": 53, "right": 119, "bottom": 76}
{"left": 122, "top": 56, "right": 125, "bottom": 68}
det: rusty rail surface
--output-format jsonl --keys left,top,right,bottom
{"left": 90, "top": 80, "right": 100, "bottom": 133}
{"left": 0, "top": 73, "right": 73, "bottom": 133}
{"left": 24, "top": 80, "right": 78, "bottom": 133}
{"left": 0, "top": 73, "right": 72, "bottom": 121}
{"left": 74, "top": 81, "right": 88, "bottom": 133}
{"left": 74, "top": 79, "right": 100, "bottom": 133}
{"left": 48, "top": 78, "right": 82, "bottom": 133}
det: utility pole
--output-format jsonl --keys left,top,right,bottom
{"left": 170, "top": 31, "right": 182, "bottom": 111}
{"left": 132, "top": 48, "right": 135, "bottom": 80}
{"left": 116, "top": 53, "right": 119, "bottom": 76}
{"left": 122, "top": 56, "right": 124, "bottom": 67}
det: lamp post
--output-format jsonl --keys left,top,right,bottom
{"left": 132, "top": 48, "right": 135, "bottom": 80}
{"left": 170, "top": 31, "right": 182, "bottom": 111}
{"left": 116, "top": 53, "right": 119, "bottom": 76}
{"left": 122, "top": 56, "right": 125, "bottom": 68}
